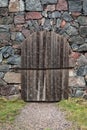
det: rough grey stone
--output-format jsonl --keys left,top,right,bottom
{"left": 27, "top": 20, "right": 33, "bottom": 27}
{"left": 69, "top": 70, "right": 76, "bottom": 77}
{"left": 8, "top": 94, "right": 21, "bottom": 100}
{"left": 27, "top": 20, "right": 40, "bottom": 31}
{"left": 83, "top": 91, "right": 87, "bottom": 99}
{"left": 65, "top": 26, "right": 78, "bottom": 36}
{"left": 0, "top": 0, "right": 8, "bottom": 7}
{"left": 77, "top": 16, "right": 87, "bottom": 26}
{"left": 41, "top": 0, "right": 57, "bottom": 5}
{"left": 16, "top": 32, "right": 25, "bottom": 42}
{"left": 0, "top": 8, "right": 8, "bottom": 16}
{"left": 0, "top": 85, "right": 20, "bottom": 96}
{"left": 0, "top": 25, "right": 10, "bottom": 41}
{"left": 68, "top": 0, "right": 82, "bottom": 12}
{"left": 0, "top": 25, "right": 9, "bottom": 32}
{"left": 77, "top": 65, "right": 87, "bottom": 76}
{"left": 59, "top": 23, "right": 70, "bottom": 35}
{"left": 0, "top": 53, "right": 2, "bottom": 63}
{"left": 71, "top": 21, "right": 79, "bottom": 28}
{"left": 83, "top": 0, "right": 87, "bottom": 14}
{"left": 0, "top": 72, "right": 4, "bottom": 78}
{"left": 71, "top": 44, "right": 79, "bottom": 51}
{"left": 0, "top": 16, "right": 13, "bottom": 25}
{"left": 1, "top": 46, "right": 14, "bottom": 58}
{"left": 77, "top": 55, "right": 87, "bottom": 67}
{"left": 62, "top": 12, "right": 73, "bottom": 22}
{"left": 9, "top": 0, "right": 25, "bottom": 12}
{"left": 48, "top": 11, "right": 61, "bottom": 18}
{"left": 7, "top": 55, "right": 21, "bottom": 65}
{"left": 0, "top": 40, "right": 10, "bottom": 48}
{"left": 62, "top": 33, "right": 69, "bottom": 39}
{"left": 4, "top": 72, "right": 21, "bottom": 83}
{"left": 0, "top": 65, "right": 10, "bottom": 72}
{"left": 69, "top": 36, "right": 84, "bottom": 45}
{"left": 78, "top": 44, "right": 87, "bottom": 52}
{"left": 0, "top": 25, "right": 10, "bottom": 40}
{"left": 19, "top": 0, "right": 25, "bottom": 11}
{"left": 56, "top": 19, "right": 61, "bottom": 28}
{"left": 69, "top": 76, "right": 85, "bottom": 87}
{"left": 0, "top": 32, "right": 10, "bottom": 41}
{"left": 25, "top": 0, "right": 43, "bottom": 11}
{"left": 85, "top": 38, "right": 87, "bottom": 43}
{"left": 0, "top": 78, "right": 7, "bottom": 86}
{"left": 42, "top": 11, "right": 48, "bottom": 18}
{"left": 75, "top": 90, "right": 84, "bottom": 97}
{"left": 43, "top": 19, "right": 52, "bottom": 30}
{"left": 79, "top": 26, "right": 87, "bottom": 37}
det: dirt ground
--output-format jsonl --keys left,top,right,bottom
{"left": 0, "top": 103, "right": 79, "bottom": 130}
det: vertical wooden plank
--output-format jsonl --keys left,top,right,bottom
{"left": 51, "top": 32, "right": 54, "bottom": 68}
{"left": 21, "top": 41, "right": 24, "bottom": 68}
{"left": 60, "top": 37, "right": 65, "bottom": 99}
{"left": 65, "top": 41, "right": 69, "bottom": 68}
{"left": 42, "top": 70, "right": 46, "bottom": 101}
{"left": 21, "top": 70, "right": 27, "bottom": 101}
{"left": 64, "top": 40, "right": 69, "bottom": 98}
{"left": 53, "top": 33, "right": 58, "bottom": 100}
{"left": 38, "top": 31, "right": 45, "bottom": 101}
{"left": 27, "top": 70, "right": 30, "bottom": 100}
{"left": 44, "top": 31, "right": 51, "bottom": 101}
{"left": 39, "top": 70, "right": 43, "bottom": 100}
{"left": 21, "top": 40, "right": 27, "bottom": 100}
{"left": 57, "top": 34, "right": 61, "bottom": 68}
{"left": 32, "top": 32, "right": 37, "bottom": 68}
{"left": 36, "top": 32, "right": 40, "bottom": 68}
{"left": 21, "top": 40, "right": 27, "bottom": 68}
{"left": 62, "top": 69, "right": 69, "bottom": 99}
{"left": 37, "top": 71, "right": 41, "bottom": 101}
{"left": 62, "top": 38, "right": 66, "bottom": 68}
{"left": 60, "top": 37, "right": 64, "bottom": 68}
{"left": 53, "top": 33, "right": 57, "bottom": 68}
{"left": 46, "top": 31, "right": 51, "bottom": 68}
{"left": 62, "top": 39, "right": 69, "bottom": 99}
{"left": 44, "top": 31, "right": 47, "bottom": 68}
{"left": 56, "top": 70, "right": 61, "bottom": 101}
{"left": 29, "top": 70, "right": 33, "bottom": 100}
{"left": 36, "top": 70, "right": 39, "bottom": 101}
{"left": 26, "top": 37, "right": 30, "bottom": 101}
{"left": 45, "top": 70, "right": 50, "bottom": 101}
{"left": 30, "top": 36, "right": 33, "bottom": 68}
{"left": 27, "top": 35, "right": 30, "bottom": 68}
{"left": 62, "top": 38, "right": 69, "bottom": 68}
{"left": 32, "top": 33, "right": 38, "bottom": 100}
{"left": 45, "top": 31, "right": 52, "bottom": 101}
{"left": 27, "top": 70, "right": 37, "bottom": 101}
{"left": 50, "top": 70, "right": 53, "bottom": 101}
{"left": 27, "top": 37, "right": 35, "bottom": 101}
{"left": 38, "top": 32, "right": 44, "bottom": 68}
{"left": 32, "top": 70, "right": 37, "bottom": 100}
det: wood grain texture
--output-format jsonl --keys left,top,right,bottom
{"left": 21, "top": 31, "right": 69, "bottom": 101}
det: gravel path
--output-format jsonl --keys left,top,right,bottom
{"left": 0, "top": 103, "right": 78, "bottom": 130}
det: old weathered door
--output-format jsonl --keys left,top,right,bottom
{"left": 21, "top": 31, "right": 69, "bottom": 102}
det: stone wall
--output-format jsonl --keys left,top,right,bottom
{"left": 0, "top": 0, "right": 87, "bottom": 98}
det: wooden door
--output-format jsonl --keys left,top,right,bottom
{"left": 21, "top": 31, "right": 69, "bottom": 102}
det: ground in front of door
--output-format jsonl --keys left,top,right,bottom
{"left": 0, "top": 103, "right": 79, "bottom": 130}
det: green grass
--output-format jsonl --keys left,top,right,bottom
{"left": 0, "top": 97, "right": 26, "bottom": 123}
{"left": 58, "top": 98, "right": 87, "bottom": 129}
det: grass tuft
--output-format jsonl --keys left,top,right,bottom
{"left": 58, "top": 98, "right": 87, "bottom": 129}
{"left": 0, "top": 97, "right": 26, "bottom": 123}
